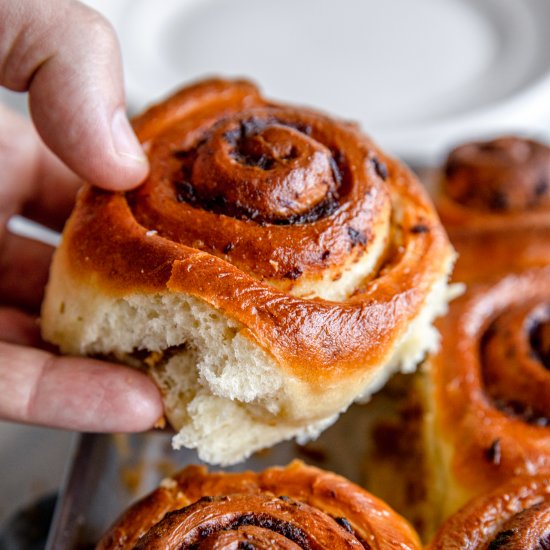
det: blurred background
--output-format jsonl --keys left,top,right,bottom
{"left": 1, "top": 0, "right": 550, "bottom": 545}
{"left": 4, "top": 0, "right": 550, "bottom": 164}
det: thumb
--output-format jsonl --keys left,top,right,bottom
{"left": 0, "top": 0, "right": 148, "bottom": 190}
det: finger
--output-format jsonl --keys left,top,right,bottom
{"left": 0, "top": 0, "right": 148, "bottom": 190}
{"left": 0, "top": 308, "right": 42, "bottom": 348}
{"left": 0, "top": 341, "right": 163, "bottom": 432}
{"left": 20, "top": 142, "right": 80, "bottom": 231}
{"left": 0, "top": 233, "right": 54, "bottom": 312}
{"left": 0, "top": 103, "right": 80, "bottom": 230}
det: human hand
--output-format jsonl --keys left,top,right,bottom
{"left": 0, "top": 0, "right": 163, "bottom": 432}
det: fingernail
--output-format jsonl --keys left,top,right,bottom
{"left": 111, "top": 107, "right": 147, "bottom": 164}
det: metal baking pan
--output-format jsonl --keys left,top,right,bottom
{"left": 45, "top": 398, "right": 395, "bottom": 549}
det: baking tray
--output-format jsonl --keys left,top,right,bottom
{"left": 45, "top": 396, "right": 396, "bottom": 549}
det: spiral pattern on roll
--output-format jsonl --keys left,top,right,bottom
{"left": 434, "top": 136, "right": 550, "bottom": 282}
{"left": 482, "top": 300, "right": 550, "bottom": 422}
{"left": 61, "top": 78, "right": 453, "bottom": 386}
{"left": 428, "top": 475, "right": 550, "bottom": 549}
{"left": 443, "top": 136, "right": 550, "bottom": 214}
{"left": 429, "top": 268, "right": 550, "bottom": 505}
{"left": 129, "top": 85, "right": 392, "bottom": 291}
{"left": 97, "top": 461, "right": 421, "bottom": 550}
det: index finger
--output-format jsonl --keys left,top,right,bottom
{"left": 0, "top": 0, "right": 148, "bottom": 190}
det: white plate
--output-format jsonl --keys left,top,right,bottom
{"left": 85, "top": 0, "right": 550, "bottom": 164}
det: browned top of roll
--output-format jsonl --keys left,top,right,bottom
{"left": 427, "top": 475, "right": 550, "bottom": 549}
{"left": 443, "top": 136, "right": 550, "bottom": 213}
{"left": 430, "top": 268, "right": 550, "bottom": 494}
{"left": 434, "top": 136, "right": 550, "bottom": 282}
{"left": 129, "top": 79, "right": 388, "bottom": 282}
{"left": 97, "top": 461, "right": 421, "bottom": 549}
{"left": 60, "top": 78, "right": 452, "bottom": 385}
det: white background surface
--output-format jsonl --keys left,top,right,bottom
{"left": 2, "top": 0, "right": 550, "bottom": 160}
{"left": 92, "top": 0, "right": 550, "bottom": 162}
{"left": 2, "top": 0, "right": 550, "bottom": 529}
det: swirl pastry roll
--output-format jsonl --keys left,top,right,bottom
{"left": 422, "top": 267, "right": 550, "bottom": 529}
{"left": 427, "top": 475, "right": 550, "bottom": 549}
{"left": 96, "top": 461, "right": 421, "bottom": 549}
{"left": 434, "top": 135, "right": 550, "bottom": 282}
{"left": 41, "top": 79, "right": 455, "bottom": 465}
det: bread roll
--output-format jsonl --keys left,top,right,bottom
{"left": 97, "top": 461, "right": 421, "bottom": 549}
{"left": 427, "top": 475, "right": 550, "bottom": 549}
{"left": 422, "top": 268, "right": 550, "bottom": 529}
{"left": 41, "top": 78, "right": 455, "bottom": 465}
{"left": 434, "top": 135, "right": 550, "bottom": 283}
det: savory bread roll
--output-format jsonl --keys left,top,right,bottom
{"left": 422, "top": 268, "right": 550, "bottom": 530}
{"left": 434, "top": 135, "right": 550, "bottom": 283}
{"left": 427, "top": 475, "right": 550, "bottom": 550}
{"left": 97, "top": 461, "right": 422, "bottom": 549}
{"left": 41, "top": 78, "right": 455, "bottom": 465}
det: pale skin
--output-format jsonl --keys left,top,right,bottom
{"left": 0, "top": 0, "right": 164, "bottom": 431}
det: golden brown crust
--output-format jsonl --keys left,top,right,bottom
{"left": 435, "top": 136, "right": 550, "bottom": 283}
{"left": 427, "top": 475, "right": 550, "bottom": 549}
{"left": 58, "top": 78, "right": 453, "bottom": 386}
{"left": 96, "top": 461, "right": 421, "bottom": 549}
{"left": 441, "top": 227, "right": 550, "bottom": 284}
{"left": 443, "top": 136, "right": 550, "bottom": 213}
{"left": 429, "top": 268, "right": 550, "bottom": 501}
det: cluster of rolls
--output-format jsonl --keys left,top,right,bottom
{"left": 366, "top": 135, "right": 550, "bottom": 540}
{"left": 360, "top": 136, "right": 550, "bottom": 548}
{"left": 422, "top": 136, "right": 550, "bottom": 530}
{"left": 40, "top": 79, "right": 550, "bottom": 546}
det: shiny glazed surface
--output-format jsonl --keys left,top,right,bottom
{"left": 96, "top": 461, "right": 421, "bottom": 549}
{"left": 435, "top": 136, "right": 550, "bottom": 283}
{"left": 428, "top": 475, "right": 550, "bottom": 549}
{"left": 431, "top": 268, "right": 550, "bottom": 495}
{"left": 62, "top": 78, "right": 452, "bottom": 385}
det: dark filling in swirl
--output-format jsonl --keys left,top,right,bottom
{"left": 487, "top": 501, "right": 550, "bottom": 550}
{"left": 126, "top": 79, "right": 394, "bottom": 283}
{"left": 133, "top": 494, "right": 364, "bottom": 549}
{"left": 172, "top": 115, "right": 344, "bottom": 225}
{"left": 193, "top": 512, "right": 311, "bottom": 548}
{"left": 481, "top": 302, "right": 550, "bottom": 425}
{"left": 529, "top": 317, "right": 550, "bottom": 371}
